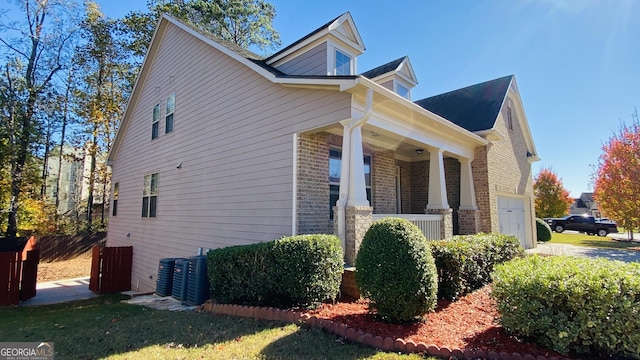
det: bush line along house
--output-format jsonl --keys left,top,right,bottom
{"left": 107, "top": 12, "right": 540, "bottom": 292}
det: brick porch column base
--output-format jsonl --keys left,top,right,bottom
{"left": 426, "top": 208, "right": 453, "bottom": 239}
{"left": 458, "top": 209, "right": 481, "bottom": 235}
{"left": 336, "top": 206, "right": 373, "bottom": 267}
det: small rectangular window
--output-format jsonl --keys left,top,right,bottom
{"left": 166, "top": 93, "right": 175, "bottom": 134}
{"left": 396, "top": 83, "right": 410, "bottom": 99}
{"left": 112, "top": 182, "right": 119, "bottom": 216}
{"left": 142, "top": 173, "right": 158, "bottom": 218}
{"left": 152, "top": 104, "right": 160, "bottom": 139}
{"left": 506, "top": 105, "right": 514, "bottom": 132}
{"left": 329, "top": 148, "right": 371, "bottom": 219}
{"left": 335, "top": 50, "right": 351, "bottom": 75}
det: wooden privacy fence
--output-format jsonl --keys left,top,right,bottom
{"left": 89, "top": 246, "right": 133, "bottom": 294}
{"left": 0, "top": 249, "right": 40, "bottom": 306}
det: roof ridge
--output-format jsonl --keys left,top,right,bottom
{"left": 415, "top": 75, "right": 513, "bottom": 103}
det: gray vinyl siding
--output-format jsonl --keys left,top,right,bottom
{"left": 107, "top": 24, "right": 350, "bottom": 292}
{"left": 380, "top": 80, "right": 394, "bottom": 91}
{"left": 275, "top": 42, "right": 327, "bottom": 75}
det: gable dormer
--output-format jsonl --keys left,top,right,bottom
{"left": 264, "top": 12, "right": 365, "bottom": 76}
{"left": 360, "top": 56, "right": 417, "bottom": 99}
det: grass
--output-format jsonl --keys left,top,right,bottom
{"left": 548, "top": 232, "right": 639, "bottom": 250}
{"left": 0, "top": 295, "right": 426, "bottom": 360}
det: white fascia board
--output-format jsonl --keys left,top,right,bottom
{"left": 328, "top": 13, "right": 365, "bottom": 52}
{"left": 367, "top": 115, "right": 476, "bottom": 159}
{"left": 109, "top": 16, "right": 169, "bottom": 163}
{"left": 170, "top": 16, "right": 358, "bottom": 90}
{"left": 267, "top": 32, "right": 329, "bottom": 67}
{"left": 508, "top": 84, "right": 540, "bottom": 160}
{"left": 356, "top": 77, "right": 488, "bottom": 147}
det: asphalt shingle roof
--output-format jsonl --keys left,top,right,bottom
{"left": 414, "top": 75, "right": 513, "bottom": 132}
{"left": 360, "top": 57, "right": 407, "bottom": 79}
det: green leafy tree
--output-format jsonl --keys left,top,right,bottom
{"left": 0, "top": 0, "right": 79, "bottom": 237}
{"left": 533, "top": 167, "right": 573, "bottom": 218}
{"left": 119, "top": 0, "right": 281, "bottom": 66}
{"left": 593, "top": 119, "right": 640, "bottom": 240}
{"left": 73, "top": 1, "right": 130, "bottom": 231}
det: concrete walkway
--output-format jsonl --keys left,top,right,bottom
{"left": 20, "top": 276, "right": 96, "bottom": 306}
{"left": 526, "top": 242, "right": 640, "bottom": 263}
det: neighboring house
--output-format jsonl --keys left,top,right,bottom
{"left": 106, "top": 13, "right": 540, "bottom": 292}
{"left": 569, "top": 192, "right": 600, "bottom": 217}
{"left": 45, "top": 145, "right": 107, "bottom": 218}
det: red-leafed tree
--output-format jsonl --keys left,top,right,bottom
{"left": 593, "top": 121, "right": 640, "bottom": 240}
{"left": 534, "top": 167, "right": 574, "bottom": 218}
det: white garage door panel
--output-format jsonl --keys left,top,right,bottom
{"left": 498, "top": 196, "right": 526, "bottom": 248}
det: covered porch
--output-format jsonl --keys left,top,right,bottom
{"left": 298, "top": 86, "right": 490, "bottom": 266}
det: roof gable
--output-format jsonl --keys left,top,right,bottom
{"left": 361, "top": 56, "right": 417, "bottom": 86}
{"left": 414, "top": 75, "right": 513, "bottom": 132}
{"left": 264, "top": 12, "right": 365, "bottom": 67}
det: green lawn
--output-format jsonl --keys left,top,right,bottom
{"left": 548, "top": 232, "right": 639, "bottom": 250}
{"left": 0, "top": 295, "right": 425, "bottom": 360}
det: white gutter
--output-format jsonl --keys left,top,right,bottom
{"left": 337, "top": 88, "right": 374, "bottom": 247}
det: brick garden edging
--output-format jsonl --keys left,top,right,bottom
{"left": 199, "top": 301, "right": 567, "bottom": 360}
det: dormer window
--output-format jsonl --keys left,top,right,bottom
{"left": 395, "top": 83, "right": 410, "bottom": 99}
{"left": 335, "top": 50, "right": 352, "bottom": 75}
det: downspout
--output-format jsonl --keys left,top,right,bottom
{"left": 337, "top": 88, "right": 374, "bottom": 247}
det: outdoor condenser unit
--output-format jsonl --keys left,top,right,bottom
{"left": 186, "top": 255, "right": 210, "bottom": 305}
{"left": 171, "top": 258, "right": 190, "bottom": 301}
{"left": 156, "top": 258, "right": 181, "bottom": 297}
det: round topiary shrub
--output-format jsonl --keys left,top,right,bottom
{"left": 355, "top": 217, "right": 438, "bottom": 323}
{"left": 536, "top": 218, "right": 552, "bottom": 242}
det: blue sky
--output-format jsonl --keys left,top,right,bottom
{"left": 8, "top": 0, "right": 640, "bottom": 197}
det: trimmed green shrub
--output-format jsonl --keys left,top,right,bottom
{"left": 355, "top": 217, "right": 438, "bottom": 323}
{"left": 271, "top": 235, "right": 344, "bottom": 308}
{"left": 493, "top": 255, "right": 640, "bottom": 358}
{"left": 430, "top": 233, "right": 523, "bottom": 300}
{"left": 207, "top": 234, "right": 343, "bottom": 308}
{"left": 535, "top": 218, "right": 552, "bottom": 242}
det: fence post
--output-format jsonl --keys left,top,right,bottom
{"left": 19, "top": 249, "right": 39, "bottom": 301}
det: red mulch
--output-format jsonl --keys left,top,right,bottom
{"left": 306, "top": 285, "right": 564, "bottom": 358}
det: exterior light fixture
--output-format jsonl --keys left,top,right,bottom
{"left": 415, "top": 148, "right": 424, "bottom": 155}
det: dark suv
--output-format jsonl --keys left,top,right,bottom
{"left": 544, "top": 215, "right": 618, "bottom": 237}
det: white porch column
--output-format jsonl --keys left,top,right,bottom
{"left": 459, "top": 158, "right": 477, "bottom": 210}
{"left": 346, "top": 126, "right": 369, "bottom": 207}
{"left": 426, "top": 147, "right": 449, "bottom": 210}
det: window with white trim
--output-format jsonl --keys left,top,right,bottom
{"left": 335, "top": 50, "right": 352, "bottom": 75}
{"left": 329, "top": 148, "right": 371, "bottom": 219}
{"left": 142, "top": 173, "right": 158, "bottom": 218}
{"left": 165, "top": 93, "right": 175, "bottom": 134}
{"left": 396, "top": 83, "right": 410, "bottom": 99}
{"left": 152, "top": 103, "right": 160, "bottom": 139}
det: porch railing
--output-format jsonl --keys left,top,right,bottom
{"left": 372, "top": 214, "right": 443, "bottom": 240}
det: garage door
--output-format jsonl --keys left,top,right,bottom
{"left": 498, "top": 196, "right": 526, "bottom": 248}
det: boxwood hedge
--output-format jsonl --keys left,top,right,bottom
{"left": 207, "top": 234, "right": 343, "bottom": 308}
{"left": 429, "top": 233, "right": 523, "bottom": 300}
{"left": 535, "top": 218, "right": 552, "bottom": 242}
{"left": 355, "top": 217, "right": 438, "bottom": 324}
{"left": 492, "top": 255, "right": 640, "bottom": 358}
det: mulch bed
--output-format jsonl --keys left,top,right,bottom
{"left": 306, "top": 285, "right": 565, "bottom": 358}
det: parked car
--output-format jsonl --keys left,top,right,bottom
{"left": 544, "top": 215, "right": 618, "bottom": 237}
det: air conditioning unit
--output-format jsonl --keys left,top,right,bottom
{"left": 156, "top": 258, "right": 182, "bottom": 297}
{"left": 171, "top": 258, "right": 190, "bottom": 301}
{"left": 186, "top": 255, "right": 210, "bottom": 305}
